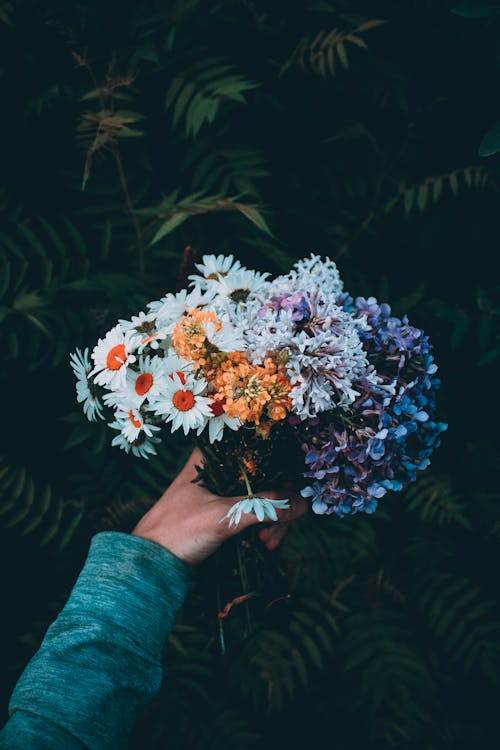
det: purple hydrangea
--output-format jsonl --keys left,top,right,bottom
{"left": 300, "top": 295, "right": 447, "bottom": 517}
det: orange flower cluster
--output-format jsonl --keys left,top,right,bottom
{"left": 171, "top": 308, "right": 221, "bottom": 366}
{"left": 213, "top": 355, "right": 292, "bottom": 425}
{"left": 172, "top": 308, "right": 292, "bottom": 427}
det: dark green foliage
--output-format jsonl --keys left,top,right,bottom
{"left": 1, "top": 1, "right": 500, "bottom": 748}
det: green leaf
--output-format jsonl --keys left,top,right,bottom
{"left": 151, "top": 211, "right": 190, "bottom": 244}
{"left": 479, "top": 121, "right": 500, "bottom": 157}
{"left": 355, "top": 19, "right": 387, "bottom": 32}
{"left": 452, "top": 1, "right": 500, "bottom": 17}
{"left": 478, "top": 345, "right": 500, "bottom": 365}
{"left": 235, "top": 203, "right": 273, "bottom": 236}
{"left": 417, "top": 183, "right": 428, "bottom": 212}
{"left": 403, "top": 187, "right": 415, "bottom": 214}
{"left": 291, "top": 648, "right": 309, "bottom": 688}
{"left": 336, "top": 42, "right": 349, "bottom": 69}
{"left": 432, "top": 176, "right": 444, "bottom": 201}
{"left": 449, "top": 172, "right": 459, "bottom": 195}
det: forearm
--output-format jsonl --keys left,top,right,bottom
{"left": 0, "top": 532, "right": 190, "bottom": 750}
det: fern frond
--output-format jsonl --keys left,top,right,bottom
{"left": 281, "top": 512, "right": 379, "bottom": 588}
{"left": 0, "top": 216, "right": 95, "bottom": 367}
{"left": 76, "top": 71, "right": 144, "bottom": 189}
{"left": 281, "top": 19, "right": 386, "bottom": 77}
{"left": 184, "top": 144, "right": 269, "bottom": 199}
{"left": 165, "top": 58, "right": 260, "bottom": 137}
{"left": 403, "top": 474, "right": 470, "bottom": 528}
{"left": 0, "top": 457, "right": 84, "bottom": 551}
{"left": 341, "top": 607, "right": 435, "bottom": 731}
{"left": 418, "top": 573, "right": 500, "bottom": 680}
{"left": 228, "top": 591, "right": 343, "bottom": 713}
{"left": 384, "top": 166, "right": 494, "bottom": 215}
{"left": 139, "top": 190, "right": 272, "bottom": 245}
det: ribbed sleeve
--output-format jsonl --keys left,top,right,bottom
{"left": 0, "top": 532, "right": 191, "bottom": 750}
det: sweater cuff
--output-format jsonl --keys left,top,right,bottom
{"left": 63, "top": 531, "right": 191, "bottom": 656}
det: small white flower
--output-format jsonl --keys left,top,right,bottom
{"left": 69, "top": 348, "right": 104, "bottom": 421}
{"left": 210, "top": 268, "right": 270, "bottom": 308}
{"left": 90, "top": 325, "right": 138, "bottom": 389}
{"left": 112, "top": 407, "right": 160, "bottom": 443}
{"left": 148, "top": 286, "right": 216, "bottom": 329}
{"left": 220, "top": 496, "right": 290, "bottom": 527}
{"left": 271, "top": 254, "right": 343, "bottom": 298}
{"left": 188, "top": 253, "right": 244, "bottom": 288}
{"left": 152, "top": 373, "right": 212, "bottom": 436}
{"left": 109, "top": 421, "right": 161, "bottom": 459}
{"left": 119, "top": 310, "right": 156, "bottom": 333}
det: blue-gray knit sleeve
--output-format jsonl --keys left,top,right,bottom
{"left": 0, "top": 531, "right": 191, "bottom": 750}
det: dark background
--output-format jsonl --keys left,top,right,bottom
{"left": 1, "top": 0, "right": 500, "bottom": 747}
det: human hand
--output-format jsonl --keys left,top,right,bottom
{"left": 132, "top": 448, "right": 307, "bottom": 565}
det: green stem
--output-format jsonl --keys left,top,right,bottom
{"left": 239, "top": 462, "right": 254, "bottom": 498}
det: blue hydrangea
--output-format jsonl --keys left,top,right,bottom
{"left": 300, "top": 295, "right": 448, "bottom": 517}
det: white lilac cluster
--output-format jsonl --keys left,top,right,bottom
{"left": 240, "top": 255, "right": 381, "bottom": 418}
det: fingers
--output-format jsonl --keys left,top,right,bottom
{"left": 275, "top": 495, "right": 308, "bottom": 523}
{"left": 258, "top": 522, "right": 288, "bottom": 551}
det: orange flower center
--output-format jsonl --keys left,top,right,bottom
{"left": 135, "top": 372, "right": 153, "bottom": 396}
{"left": 172, "top": 390, "right": 195, "bottom": 412}
{"left": 128, "top": 409, "right": 142, "bottom": 429}
{"left": 106, "top": 344, "right": 127, "bottom": 370}
{"left": 169, "top": 371, "right": 186, "bottom": 385}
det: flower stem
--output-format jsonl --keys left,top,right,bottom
{"left": 239, "top": 462, "right": 254, "bottom": 498}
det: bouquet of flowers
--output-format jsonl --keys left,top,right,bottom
{"left": 70, "top": 254, "right": 447, "bottom": 525}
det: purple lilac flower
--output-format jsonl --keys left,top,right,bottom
{"left": 300, "top": 295, "right": 447, "bottom": 517}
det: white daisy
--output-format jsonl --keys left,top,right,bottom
{"left": 118, "top": 312, "right": 170, "bottom": 353}
{"left": 204, "top": 320, "right": 245, "bottom": 353}
{"left": 112, "top": 406, "right": 160, "bottom": 443}
{"left": 220, "top": 496, "right": 291, "bottom": 527}
{"left": 90, "top": 325, "right": 138, "bottom": 389}
{"left": 148, "top": 286, "right": 216, "bottom": 329}
{"left": 119, "top": 310, "right": 157, "bottom": 334}
{"left": 210, "top": 268, "right": 270, "bottom": 308}
{"left": 188, "top": 253, "right": 244, "bottom": 288}
{"left": 109, "top": 421, "right": 161, "bottom": 459}
{"left": 69, "top": 347, "right": 104, "bottom": 421}
{"left": 152, "top": 373, "right": 212, "bottom": 436}
{"left": 102, "top": 355, "right": 170, "bottom": 409}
